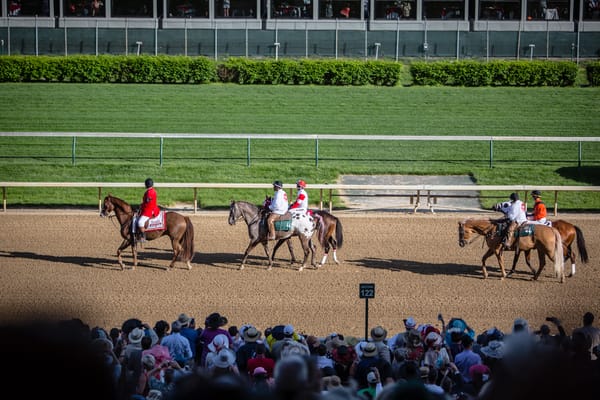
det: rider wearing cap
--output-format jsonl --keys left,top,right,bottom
{"left": 138, "top": 178, "right": 160, "bottom": 242}
{"left": 528, "top": 190, "right": 547, "bottom": 224}
{"left": 289, "top": 179, "right": 308, "bottom": 213}
{"left": 267, "top": 180, "right": 288, "bottom": 240}
{"left": 497, "top": 192, "right": 527, "bottom": 248}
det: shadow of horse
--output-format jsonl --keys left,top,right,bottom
{"left": 0, "top": 250, "right": 128, "bottom": 271}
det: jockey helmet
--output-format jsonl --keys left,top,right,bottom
{"left": 296, "top": 179, "right": 306, "bottom": 189}
{"left": 145, "top": 178, "right": 154, "bottom": 188}
{"left": 273, "top": 180, "right": 283, "bottom": 189}
{"left": 531, "top": 190, "right": 541, "bottom": 197}
{"left": 510, "top": 192, "right": 519, "bottom": 201}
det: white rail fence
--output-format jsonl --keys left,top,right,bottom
{"left": 1, "top": 182, "right": 599, "bottom": 214}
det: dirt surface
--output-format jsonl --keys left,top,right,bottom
{"left": 1, "top": 210, "right": 599, "bottom": 339}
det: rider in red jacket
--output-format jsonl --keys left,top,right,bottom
{"left": 138, "top": 178, "right": 160, "bottom": 241}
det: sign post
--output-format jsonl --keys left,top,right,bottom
{"left": 359, "top": 283, "right": 375, "bottom": 340}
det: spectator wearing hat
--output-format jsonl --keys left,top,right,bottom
{"left": 209, "top": 347, "right": 240, "bottom": 378}
{"left": 357, "top": 366, "right": 383, "bottom": 399}
{"left": 235, "top": 326, "right": 264, "bottom": 375}
{"left": 198, "top": 312, "right": 232, "bottom": 368}
{"left": 527, "top": 190, "right": 548, "bottom": 224}
{"left": 371, "top": 325, "right": 392, "bottom": 363}
{"left": 388, "top": 316, "right": 417, "bottom": 352}
{"left": 331, "top": 343, "right": 358, "bottom": 385}
{"left": 352, "top": 342, "right": 394, "bottom": 389}
{"left": 177, "top": 313, "right": 198, "bottom": 362}
{"left": 422, "top": 331, "right": 450, "bottom": 370}
{"left": 247, "top": 341, "right": 276, "bottom": 378}
{"left": 270, "top": 324, "right": 309, "bottom": 360}
{"left": 141, "top": 335, "right": 173, "bottom": 378}
{"left": 160, "top": 320, "right": 193, "bottom": 368}
{"left": 250, "top": 366, "right": 274, "bottom": 395}
{"left": 267, "top": 180, "right": 288, "bottom": 240}
{"left": 205, "top": 333, "right": 233, "bottom": 371}
{"left": 453, "top": 334, "right": 482, "bottom": 384}
{"left": 535, "top": 317, "right": 566, "bottom": 348}
{"left": 573, "top": 311, "right": 600, "bottom": 361}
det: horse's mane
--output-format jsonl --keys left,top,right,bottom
{"left": 108, "top": 194, "right": 134, "bottom": 214}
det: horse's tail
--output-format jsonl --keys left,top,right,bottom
{"left": 574, "top": 225, "right": 589, "bottom": 264}
{"left": 335, "top": 217, "right": 344, "bottom": 249}
{"left": 180, "top": 217, "right": 195, "bottom": 262}
{"left": 552, "top": 228, "right": 564, "bottom": 279}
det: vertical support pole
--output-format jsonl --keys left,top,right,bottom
{"left": 98, "top": 187, "right": 102, "bottom": 213}
{"left": 319, "top": 188, "right": 323, "bottom": 210}
{"left": 194, "top": 188, "right": 198, "bottom": 213}
{"left": 96, "top": 20, "right": 99, "bottom": 56}
{"left": 3, "top": 187, "right": 7, "bottom": 212}
{"left": 489, "top": 139, "right": 493, "bottom": 168}
{"left": 35, "top": 15, "right": 39, "bottom": 56}
{"left": 247, "top": 138, "right": 251, "bottom": 167}
{"left": 553, "top": 191, "right": 558, "bottom": 216}
{"left": 364, "top": 297, "right": 369, "bottom": 341}
{"left": 72, "top": 136, "right": 76, "bottom": 165}
{"left": 578, "top": 141, "right": 582, "bottom": 168}
{"left": 315, "top": 138, "right": 319, "bottom": 167}
{"left": 160, "top": 137, "right": 164, "bottom": 166}
{"left": 328, "top": 189, "right": 332, "bottom": 211}
{"left": 64, "top": 18, "right": 68, "bottom": 56}
{"left": 185, "top": 17, "right": 188, "bottom": 57}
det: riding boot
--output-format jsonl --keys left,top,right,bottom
{"left": 267, "top": 214, "right": 276, "bottom": 240}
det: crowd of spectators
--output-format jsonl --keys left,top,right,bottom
{"left": 3, "top": 311, "right": 599, "bottom": 400}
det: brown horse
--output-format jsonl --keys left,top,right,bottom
{"left": 542, "top": 220, "right": 589, "bottom": 277}
{"left": 458, "top": 218, "right": 530, "bottom": 279}
{"left": 504, "top": 222, "right": 565, "bottom": 283}
{"left": 100, "top": 194, "right": 195, "bottom": 270}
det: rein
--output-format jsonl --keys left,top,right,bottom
{"left": 235, "top": 202, "right": 261, "bottom": 226}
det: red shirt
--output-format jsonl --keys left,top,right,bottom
{"left": 140, "top": 187, "right": 159, "bottom": 217}
{"left": 247, "top": 355, "right": 275, "bottom": 378}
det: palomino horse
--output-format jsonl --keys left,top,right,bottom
{"left": 273, "top": 209, "right": 344, "bottom": 266}
{"left": 504, "top": 222, "right": 565, "bottom": 283}
{"left": 458, "top": 218, "right": 530, "bottom": 279}
{"left": 228, "top": 200, "right": 317, "bottom": 271}
{"left": 100, "top": 194, "right": 195, "bottom": 270}
{"left": 543, "top": 220, "right": 589, "bottom": 277}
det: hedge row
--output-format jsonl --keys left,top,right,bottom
{"left": 0, "top": 55, "right": 597, "bottom": 86}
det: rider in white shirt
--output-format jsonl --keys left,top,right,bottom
{"left": 267, "top": 180, "right": 288, "bottom": 240}
{"left": 497, "top": 192, "right": 527, "bottom": 248}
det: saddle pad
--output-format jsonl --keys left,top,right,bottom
{"left": 146, "top": 211, "right": 166, "bottom": 232}
{"left": 275, "top": 219, "right": 292, "bottom": 231}
{"left": 516, "top": 224, "right": 535, "bottom": 237}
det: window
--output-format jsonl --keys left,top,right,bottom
{"left": 168, "top": 0, "right": 209, "bottom": 17}
{"left": 525, "top": 0, "right": 569, "bottom": 20}
{"left": 272, "top": 0, "right": 313, "bottom": 17}
{"left": 10, "top": 0, "right": 50, "bottom": 16}
{"left": 374, "top": 0, "right": 415, "bottom": 19}
{"left": 479, "top": 0, "right": 520, "bottom": 19}
{"left": 112, "top": 0, "right": 153, "bottom": 16}
{"left": 423, "top": 0, "right": 464, "bottom": 19}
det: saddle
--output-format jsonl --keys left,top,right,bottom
{"left": 513, "top": 224, "right": 535, "bottom": 238}
{"left": 132, "top": 211, "right": 167, "bottom": 234}
{"left": 261, "top": 211, "right": 293, "bottom": 232}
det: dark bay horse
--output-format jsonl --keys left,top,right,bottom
{"left": 228, "top": 200, "right": 317, "bottom": 271}
{"left": 100, "top": 194, "right": 195, "bottom": 270}
{"left": 504, "top": 222, "right": 565, "bottom": 283}
{"left": 458, "top": 218, "right": 530, "bottom": 279}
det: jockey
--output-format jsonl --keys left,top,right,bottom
{"left": 528, "top": 190, "right": 548, "bottom": 224}
{"left": 289, "top": 179, "right": 308, "bottom": 213}
{"left": 267, "top": 180, "right": 288, "bottom": 240}
{"left": 497, "top": 192, "right": 527, "bottom": 248}
{"left": 138, "top": 177, "right": 160, "bottom": 242}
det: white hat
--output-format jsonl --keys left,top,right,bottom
{"left": 367, "top": 371, "right": 378, "bottom": 383}
{"left": 404, "top": 317, "right": 416, "bottom": 329}
{"left": 128, "top": 327, "right": 144, "bottom": 344}
{"left": 283, "top": 324, "right": 294, "bottom": 336}
{"left": 361, "top": 342, "right": 378, "bottom": 357}
{"left": 208, "top": 334, "right": 230, "bottom": 352}
{"left": 213, "top": 348, "right": 236, "bottom": 369}
{"left": 371, "top": 326, "right": 388, "bottom": 341}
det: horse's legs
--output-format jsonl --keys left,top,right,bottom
{"left": 240, "top": 240, "right": 264, "bottom": 271}
{"left": 272, "top": 239, "right": 296, "bottom": 264}
{"left": 533, "top": 252, "right": 546, "bottom": 281}
{"left": 169, "top": 237, "right": 183, "bottom": 270}
{"left": 298, "top": 236, "right": 315, "bottom": 272}
{"left": 480, "top": 245, "right": 496, "bottom": 279}
{"left": 116, "top": 238, "right": 133, "bottom": 270}
{"left": 565, "top": 244, "right": 575, "bottom": 277}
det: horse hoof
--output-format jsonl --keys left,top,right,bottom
{"left": 186, "top": 262, "right": 192, "bottom": 270}
{"left": 239, "top": 265, "right": 245, "bottom": 271}
{"left": 298, "top": 266, "right": 304, "bottom": 272}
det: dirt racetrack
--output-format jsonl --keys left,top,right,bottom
{"left": 1, "top": 210, "right": 599, "bottom": 339}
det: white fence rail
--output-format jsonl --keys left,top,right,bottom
{"left": 1, "top": 182, "right": 599, "bottom": 214}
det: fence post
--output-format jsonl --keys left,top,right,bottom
{"left": 160, "top": 137, "right": 164, "bottom": 166}
{"left": 72, "top": 136, "right": 76, "bottom": 165}
{"left": 247, "top": 138, "right": 251, "bottom": 167}
{"left": 578, "top": 141, "right": 582, "bottom": 168}
{"left": 315, "top": 138, "right": 319, "bottom": 168}
{"left": 489, "top": 138, "right": 493, "bottom": 168}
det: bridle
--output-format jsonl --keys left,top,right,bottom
{"left": 231, "top": 202, "right": 260, "bottom": 226}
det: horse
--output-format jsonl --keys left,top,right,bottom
{"left": 458, "top": 218, "right": 530, "bottom": 279}
{"left": 544, "top": 220, "right": 589, "bottom": 277}
{"left": 100, "top": 194, "right": 195, "bottom": 270}
{"left": 504, "top": 222, "right": 565, "bottom": 283}
{"left": 273, "top": 209, "right": 344, "bottom": 266}
{"left": 228, "top": 200, "right": 317, "bottom": 271}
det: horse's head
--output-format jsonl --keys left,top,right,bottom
{"left": 100, "top": 195, "right": 115, "bottom": 217}
{"left": 228, "top": 200, "right": 239, "bottom": 225}
{"left": 458, "top": 219, "right": 479, "bottom": 247}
